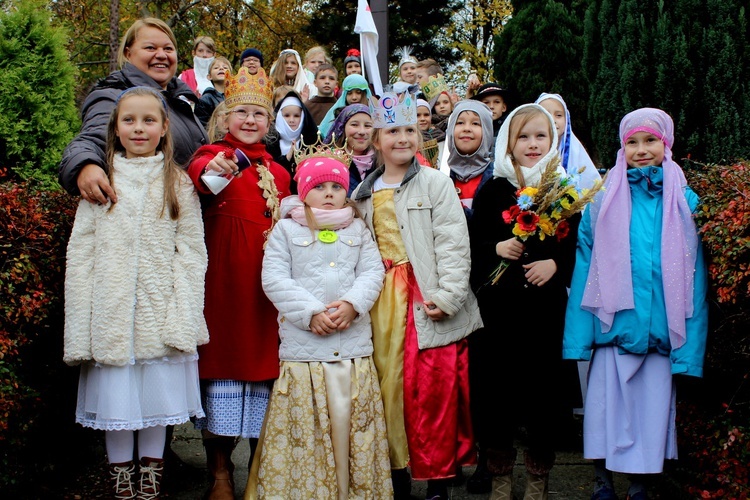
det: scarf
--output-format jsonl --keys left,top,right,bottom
{"left": 319, "top": 75, "right": 373, "bottom": 139}
{"left": 445, "top": 100, "right": 494, "bottom": 182}
{"left": 324, "top": 103, "right": 371, "bottom": 145}
{"left": 269, "top": 49, "right": 310, "bottom": 95}
{"left": 352, "top": 150, "right": 375, "bottom": 180}
{"left": 275, "top": 96, "right": 305, "bottom": 156}
{"left": 535, "top": 93, "right": 601, "bottom": 189}
{"left": 581, "top": 108, "right": 698, "bottom": 349}
{"left": 193, "top": 56, "right": 215, "bottom": 95}
{"left": 492, "top": 103, "right": 563, "bottom": 188}
{"left": 289, "top": 202, "right": 355, "bottom": 230}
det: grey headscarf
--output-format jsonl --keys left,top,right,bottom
{"left": 445, "top": 100, "right": 494, "bottom": 182}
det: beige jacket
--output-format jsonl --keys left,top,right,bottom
{"left": 353, "top": 160, "right": 483, "bottom": 349}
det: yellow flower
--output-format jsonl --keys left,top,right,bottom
{"left": 512, "top": 225, "right": 532, "bottom": 239}
{"left": 538, "top": 215, "right": 555, "bottom": 237}
{"left": 520, "top": 186, "right": 538, "bottom": 198}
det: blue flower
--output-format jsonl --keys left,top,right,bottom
{"left": 518, "top": 194, "right": 534, "bottom": 210}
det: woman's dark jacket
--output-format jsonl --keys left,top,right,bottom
{"left": 59, "top": 63, "right": 208, "bottom": 195}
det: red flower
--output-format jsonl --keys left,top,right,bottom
{"left": 556, "top": 220, "right": 570, "bottom": 241}
{"left": 516, "top": 211, "right": 539, "bottom": 232}
{"left": 502, "top": 205, "right": 520, "bottom": 224}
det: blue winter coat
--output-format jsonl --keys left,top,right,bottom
{"left": 563, "top": 166, "right": 708, "bottom": 377}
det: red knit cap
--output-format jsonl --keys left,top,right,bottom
{"left": 295, "top": 157, "right": 350, "bottom": 201}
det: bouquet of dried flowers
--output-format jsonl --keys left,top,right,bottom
{"left": 488, "top": 158, "right": 606, "bottom": 285}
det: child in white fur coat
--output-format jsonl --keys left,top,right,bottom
{"left": 63, "top": 86, "right": 208, "bottom": 499}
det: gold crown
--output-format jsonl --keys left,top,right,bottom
{"left": 224, "top": 67, "right": 274, "bottom": 113}
{"left": 420, "top": 74, "right": 449, "bottom": 103}
{"left": 294, "top": 132, "right": 353, "bottom": 167}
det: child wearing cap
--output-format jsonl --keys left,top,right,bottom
{"left": 247, "top": 149, "right": 392, "bottom": 499}
{"left": 187, "top": 66, "right": 291, "bottom": 499}
{"left": 471, "top": 83, "right": 512, "bottom": 137}
{"left": 240, "top": 48, "right": 264, "bottom": 75}
{"left": 344, "top": 48, "right": 363, "bottom": 76}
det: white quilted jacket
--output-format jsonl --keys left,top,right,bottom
{"left": 262, "top": 196, "right": 385, "bottom": 362}
{"left": 63, "top": 153, "right": 209, "bottom": 366}
{"left": 353, "top": 160, "right": 483, "bottom": 349}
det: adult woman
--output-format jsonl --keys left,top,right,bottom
{"left": 324, "top": 103, "right": 376, "bottom": 197}
{"left": 59, "top": 17, "right": 208, "bottom": 203}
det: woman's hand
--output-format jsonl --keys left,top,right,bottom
{"left": 496, "top": 238, "right": 524, "bottom": 260}
{"left": 205, "top": 151, "right": 241, "bottom": 177}
{"left": 327, "top": 300, "right": 357, "bottom": 330}
{"left": 423, "top": 300, "right": 447, "bottom": 321}
{"left": 300, "top": 85, "right": 310, "bottom": 102}
{"left": 310, "top": 311, "right": 337, "bottom": 336}
{"left": 78, "top": 163, "right": 118, "bottom": 204}
{"left": 523, "top": 259, "right": 557, "bottom": 286}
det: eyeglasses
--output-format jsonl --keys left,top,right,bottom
{"left": 230, "top": 109, "right": 269, "bottom": 122}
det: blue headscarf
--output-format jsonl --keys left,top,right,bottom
{"left": 318, "top": 75, "right": 372, "bottom": 138}
{"left": 323, "top": 104, "right": 371, "bottom": 145}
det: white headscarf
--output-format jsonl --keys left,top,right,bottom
{"left": 535, "top": 93, "right": 601, "bottom": 189}
{"left": 270, "top": 49, "right": 311, "bottom": 96}
{"left": 493, "top": 103, "right": 564, "bottom": 188}
{"left": 275, "top": 96, "right": 305, "bottom": 156}
{"left": 194, "top": 56, "right": 215, "bottom": 95}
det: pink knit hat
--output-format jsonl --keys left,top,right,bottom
{"left": 295, "top": 157, "right": 350, "bottom": 200}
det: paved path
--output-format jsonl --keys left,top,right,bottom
{"left": 165, "top": 422, "right": 633, "bottom": 499}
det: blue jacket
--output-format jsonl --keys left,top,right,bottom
{"left": 563, "top": 166, "right": 708, "bottom": 377}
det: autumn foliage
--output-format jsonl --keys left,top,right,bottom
{"left": 0, "top": 172, "right": 77, "bottom": 486}
{"left": 675, "top": 159, "right": 750, "bottom": 498}
{"left": 687, "top": 160, "right": 750, "bottom": 306}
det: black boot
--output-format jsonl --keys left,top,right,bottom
{"left": 426, "top": 478, "right": 450, "bottom": 499}
{"left": 467, "top": 448, "right": 492, "bottom": 493}
{"left": 391, "top": 468, "right": 411, "bottom": 500}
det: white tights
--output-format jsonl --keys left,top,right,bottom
{"left": 105, "top": 426, "right": 166, "bottom": 464}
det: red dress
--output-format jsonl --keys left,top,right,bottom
{"left": 188, "top": 136, "right": 290, "bottom": 382}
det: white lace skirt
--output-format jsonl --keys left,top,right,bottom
{"left": 75, "top": 354, "right": 204, "bottom": 431}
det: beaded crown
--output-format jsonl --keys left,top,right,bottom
{"left": 293, "top": 132, "right": 353, "bottom": 167}
{"left": 369, "top": 91, "right": 417, "bottom": 128}
{"left": 420, "top": 74, "right": 449, "bottom": 103}
{"left": 224, "top": 67, "right": 274, "bottom": 113}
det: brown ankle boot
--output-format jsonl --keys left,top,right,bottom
{"left": 109, "top": 461, "right": 136, "bottom": 499}
{"left": 204, "top": 437, "right": 235, "bottom": 500}
{"left": 523, "top": 473, "right": 548, "bottom": 500}
{"left": 490, "top": 474, "right": 513, "bottom": 500}
{"left": 137, "top": 457, "right": 164, "bottom": 499}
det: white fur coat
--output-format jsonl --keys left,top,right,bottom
{"left": 64, "top": 153, "right": 209, "bottom": 366}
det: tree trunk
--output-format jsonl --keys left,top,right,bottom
{"left": 108, "top": 0, "right": 119, "bottom": 72}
